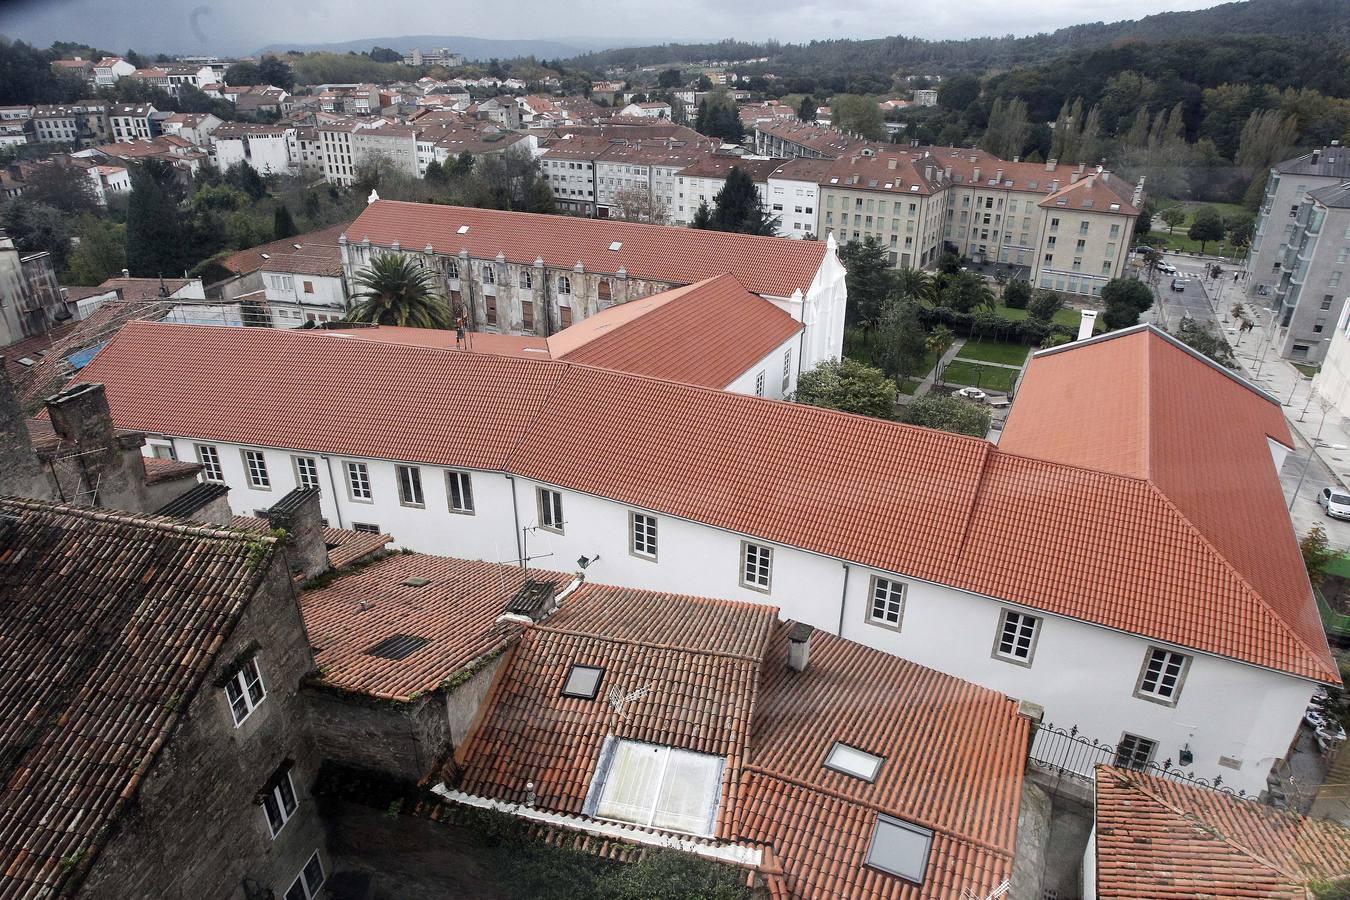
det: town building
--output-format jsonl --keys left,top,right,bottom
{"left": 1264, "top": 180, "right": 1350, "bottom": 363}
{"left": 286, "top": 125, "right": 325, "bottom": 174}
{"left": 0, "top": 233, "right": 66, "bottom": 348}
{"left": 766, "top": 156, "right": 831, "bottom": 239}
{"left": 619, "top": 100, "right": 671, "bottom": 118}
{"left": 30, "top": 102, "right": 109, "bottom": 146}
{"left": 914, "top": 88, "right": 939, "bottom": 107}
{"left": 1312, "top": 294, "right": 1350, "bottom": 425}
{"left": 402, "top": 47, "right": 464, "bottom": 67}
{"left": 672, "top": 155, "right": 778, "bottom": 226}
{"left": 93, "top": 56, "right": 136, "bottom": 87}
{"left": 109, "top": 103, "right": 159, "bottom": 142}
{"left": 1085, "top": 765, "right": 1350, "bottom": 897}
{"left": 159, "top": 111, "right": 223, "bottom": 146}
{"left": 213, "top": 223, "right": 350, "bottom": 326}
{"left": 84, "top": 162, "right": 131, "bottom": 205}
{"left": 337, "top": 200, "right": 844, "bottom": 358}
{"left": 753, "top": 120, "right": 867, "bottom": 160}
{"left": 73, "top": 322, "right": 1333, "bottom": 798}
{"left": 212, "top": 122, "right": 295, "bottom": 174}
{"left": 1246, "top": 143, "right": 1350, "bottom": 309}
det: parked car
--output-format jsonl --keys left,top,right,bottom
{"left": 953, "top": 387, "right": 987, "bottom": 402}
{"left": 1170, "top": 278, "right": 1186, "bottom": 292}
{"left": 1157, "top": 261, "right": 1178, "bottom": 274}
{"left": 1319, "top": 487, "right": 1350, "bottom": 520}
{"left": 1318, "top": 719, "right": 1346, "bottom": 751}
{"left": 1306, "top": 706, "right": 1328, "bottom": 731}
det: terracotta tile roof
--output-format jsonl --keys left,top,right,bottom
{"left": 1039, "top": 171, "right": 1139, "bottom": 216}
{"left": 217, "top": 222, "right": 349, "bottom": 279}
{"left": 142, "top": 454, "right": 202, "bottom": 484}
{"left": 822, "top": 150, "right": 943, "bottom": 196}
{"left": 228, "top": 515, "right": 390, "bottom": 573}
{"left": 769, "top": 157, "right": 835, "bottom": 183}
{"left": 678, "top": 155, "right": 783, "bottom": 183}
{"left": 300, "top": 555, "right": 557, "bottom": 700}
{"left": 345, "top": 200, "right": 828, "bottom": 299}
{"left": 456, "top": 585, "right": 777, "bottom": 837}
{"left": 1000, "top": 326, "right": 1334, "bottom": 681}
{"left": 1, "top": 322, "right": 76, "bottom": 381}
{"left": 0, "top": 497, "right": 278, "bottom": 898}
{"left": 547, "top": 274, "right": 801, "bottom": 388}
{"left": 95, "top": 277, "right": 194, "bottom": 300}
{"left": 734, "top": 627, "right": 1026, "bottom": 899}
{"left": 325, "top": 325, "right": 551, "bottom": 359}
{"left": 72, "top": 321, "right": 1336, "bottom": 681}
{"left": 1093, "top": 765, "right": 1350, "bottom": 897}
{"left": 753, "top": 121, "right": 868, "bottom": 158}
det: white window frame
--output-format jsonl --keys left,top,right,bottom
{"left": 590, "top": 738, "right": 724, "bottom": 837}
{"left": 284, "top": 851, "right": 325, "bottom": 900}
{"left": 292, "top": 455, "right": 320, "bottom": 491}
{"left": 755, "top": 370, "right": 765, "bottom": 396}
{"left": 396, "top": 464, "right": 425, "bottom": 508}
{"left": 1134, "top": 646, "right": 1191, "bottom": 706}
{"left": 262, "top": 769, "right": 298, "bottom": 838}
{"left": 224, "top": 656, "right": 266, "bottom": 726}
{"left": 537, "top": 487, "right": 564, "bottom": 533}
{"left": 866, "top": 576, "right": 906, "bottom": 630}
{"left": 196, "top": 443, "right": 223, "bottom": 483}
{"left": 1114, "top": 732, "right": 1157, "bottom": 771}
{"left": 629, "top": 511, "right": 657, "bottom": 561}
{"left": 993, "top": 609, "right": 1041, "bottom": 666}
{"left": 242, "top": 448, "right": 271, "bottom": 491}
{"left": 557, "top": 274, "right": 572, "bottom": 295}
{"left": 446, "top": 470, "right": 475, "bottom": 514}
{"left": 740, "top": 541, "right": 773, "bottom": 593}
{"left": 344, "top": 460, "right": 372, "bottom": 503}
{"left": 824, "top": 741, "right": 883, "bottom": 782}
{"left": 781, "top": 349, "right": 792, "bottom": 393}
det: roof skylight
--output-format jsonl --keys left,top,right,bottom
{"left": 609, "top": 241, "right": 623, "bottom": 251}
{"left": 561, "top": 664, "right": 604, "bottom": 699}
{"left": 457, "top": 225, "right": 470, "bottom": 234}
{"left": 824, "top": 742, "right": 883, "bottom": 781}
{"left": 364, "top": 633, "right": 430, "bottom": 660}
{"left": 865, "top": 815, "right": 932, "bottom": 884}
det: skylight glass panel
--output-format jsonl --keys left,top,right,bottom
{"left": 561, "top": 664, "right": 603, "bottom": 699}
{"left": 592, "top": 740, "right": 723, "bottom": 837}
{"left": 824, "top": 742, "right": 883, "bottom": 781}
{"left": 865, "top": 815, "right": 932, "bottom": 883}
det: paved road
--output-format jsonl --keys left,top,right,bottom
{"left": 1147, "top": 253, "right": 1220, "bottom": 329}
{"left": 1280, "top": 426, "right": 1350, "bottom": 550}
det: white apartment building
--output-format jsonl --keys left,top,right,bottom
{"left": 212, "top": 124, "right": 294, "bottom": 175}
{"left": 109, "top": 104, "right": 157, "bottom": 143}
{"left": 766, "top": 158, "right": 831, "bottom": 239}
{"left": 914, "top": 89, "right": 938, "bottom": 107}
{"left": 671, "top": 156, "right": 778, "bottom": 227}
{"left": 83, "top": 320, "right": 1335, "bottom": 800}
{"left": 93, "top": 57, "right": 135, "bottom": 87}
{"left": 84, "top": 164, "right": 130, "bottom": 205}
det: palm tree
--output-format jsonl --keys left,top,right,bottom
{"left": 893, "top": 267, "right": 935, "bottom": 304}
{"left": 347, "top": 253, "right": 451, "bottom": 329}
{"left": 925, "top": 326, "right": 955, "bottom": 384}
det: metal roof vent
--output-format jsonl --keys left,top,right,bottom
{"left": 504, "top": 579, "right": 557, "bottom": 620}
{"left": 402, "top": 577, "right": 431, "bottom": 587}
{"left": 364, "top": 634, "right": 430, "bottom": 660}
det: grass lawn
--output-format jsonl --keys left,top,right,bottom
{"left": 1149, "top": 200, "right": 1249, "bottom": 258}
{"left": 994, "top": 302, "right": 1095, "bottom": 330}
{"left": 956, "top": 339, "right": 1030, "bottom": 367}
{"left": 940, "top": 360, "right": 1017, "bottom": 392}
{"left": 898, "top": 377, "right": 923, "bottom": 394}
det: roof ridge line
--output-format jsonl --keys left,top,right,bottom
{"left": 736, "top": 765, "right": 1013, "bottom": 861}
{"left": 1113, "top": 771, "right": 1306, "bottom": 883}
{"left": 0, "top": 496, "right": 281, "bottom": 545}
{"left": 1143, "top": 481, "right": 1336, "bottom": 681}
{"left": 530, "top": 622, "right": 767, "bottom": 664}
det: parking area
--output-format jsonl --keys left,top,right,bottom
{"left": 1281, "top": 430, "right": 1350, "bottom": 551}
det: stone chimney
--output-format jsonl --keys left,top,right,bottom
{"left": 787, "top": 622, "right": 814, "bottom": 673}
{"left": 0, "top": 358, "right": 52, "bottom": 500}
{"left": 1077, "top": 309, "right": 1098, "bottom": 341}
{"left": 1045, "top": 157, "right": 1057, "bottom": 171}
{"left": 887, "top": 157, "right": 897, "bottom": 170}
{"left": 995, "top": 168, "right": 1003, "bottom": 183}
{"left": 260, "top": 487, "right": 330, "bottom": 581}
{"left": 973, "top": 166, "right": 981, "bottom": 182}
{"left": 44, "top": 381, "right": 149, "bottom": 512}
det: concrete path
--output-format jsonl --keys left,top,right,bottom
{"left": 910, "top": 338, "right": 967, "bottom": 399}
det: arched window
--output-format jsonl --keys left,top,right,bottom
{"left": 557, "top": 275, "right": 572, "bottom": 295}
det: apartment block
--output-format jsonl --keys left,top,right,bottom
{"left": 1268, "top": 182, "right": 1350, "bottom": 362}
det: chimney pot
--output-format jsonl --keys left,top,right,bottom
{"left": 995, "top": 168, "right": 1003, "bottom": 182}
{"left": 121, "top": 268, "right": 129, "bottom": 278}
{"left": 261, "top": 487, "right": 330, "bottom": 581}
{"left": 1077, "top": 309, "right": 1099, "bottom": 341}
{"left": 887, "top": 158, "right": 897, "bottom": 170}
{"left": 1046, "top": 158, "right": 1057, "bottom": 171}
{"left": 787, "top": 622, "right": 814, "bottom": 672}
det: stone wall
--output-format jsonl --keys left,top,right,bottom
{"left": 77, "top": 552, "right": 328, "bottom": 900}
{"left": 305, "top": 688, "right": 451, "bottom": 784}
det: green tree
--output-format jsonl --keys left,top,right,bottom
{"left": 981, "top": 97, "right": 1031, "bottom": 160}
{"left": 597, "top": 849, "right": 749, "bottom": 900}
{"left": 798, "top": 94, "right": 816, "bottom": 123}
{"left": 65, "top": 215, "right": 125, "bottom": 285}
{"left": 1171, "top": 318, "right": 1235, "bottom": 367}
{"left": 273, "top": 204, "right": 298, "bottom": 240}
{"left": 925, "top": 325, "right": 955, "bottom": 382}
{"left": 937, "top": 74, "right": 980, "bottom": 111}
{"left": 832, "top": 94, "right": 884, "bottom": 140}
{"left": 19, "top": 164, "right": 99, "bottom": 215}
{"left": 940, "top": 271, "right": 994, "bottom": 313}
{"left": 690, "top": 200, "right": 712, "bottom": 230}
{"left": 893, "top": 267, "right": 934, "bottom": 303}
{"left": 1002, "top": 278, "right": 1031, "bottom": 310}
{"left": 258, "top": 56, "right": 296, "bottom": 91}
{"left": 900, "top": 395, "right": 991, "bottom": 438}
{"left": 873, "top": 300, "right": 930, "bottom": 384}
{"left": 225, "top": 61, "right": 262, "bottom": 85}
{"left": 840, "top": 236, "right": 892, "bottom": 326}
{"left": 1159, "top": 206, "right": 1186, "bottom": 235}
{"left": 794, "top": 357, "right": 896, "bottom": 419}
{"left": 223, "top": 161, "right": 267, "bottom": 201}
{"left": 657, "top": 68, "right": 683, "bottom": 89}
{"left": 1188, "top": 206, "right": 1225, "bottom": 253}
{"left": 347, "top": 253, "right": 452, "bottom": 328}
{"left": 1101, "top": 277, "right": 1154, "bottom": 330}
{"left": 424, "top": 159, "right": 448, "bottom": 184}
{"left": 706, "top": 167, "right": 778, "bottom": 235}
{"left": 369, "top": 46, "right": 402, "bottom": 63}
{"left": 1028, "top": 289, "right": 1063, "bottom": 323}
{"left": 450, "top": 151, "right": 475, "bottom": 178}
{"left": 125, "top": 158, "right": 187, "bottom": 277}
{"left": 1, "top": 200, "right": 75, "bottom": 271}
{"left": 1227, "top": 213, "right": 1255, "bottom": 250}
{"left": 1302, "top": 525, "right": 1336, "bottom": 589}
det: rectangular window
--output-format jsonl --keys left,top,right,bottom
{"left": 993, "top": 609, "right": 1040, "bottom": 665}
{"left": 1135, "top": 647, "right": 1191, "bottom": 705}
{"left": 486, "top": 296, "right": 497, "bottom": 326}
{"left": 522, "top": 300, "right": 534, "bottom": 329}
{"left": 755, "top": 370, "right": 765, "bottom": 396}
{"left": 1322, "top": 295, "right": 1334, "bottom": 310}
{"left": 396, "top": 464, "right": 424, "bottom": 507}
{"left": 630, "top": 511, "right": 657, "bottom": 560}
{"left": 1114, "top": 733, "right": 1157, "bottom": 771}
{"left": 243, "top": 449, "right": 271, "bottom": 490}
{"left": 263, "top": 769, "right": 298, "bottom": 838}
{"left": 740, "top": 541, "right": 772, "bottom": 592}
{"left": 344, "top": 461, "right": 372, "bottom": 502}
{"left": 196, "top": 444, "right": 223, "bottom": 482}
{"left": 781, "top": 349, "right": 792, "bottom": 393}
{"left": 824, "top": 742, "right": 883, "bottom": 781}
{"left": 865, "top": 815, "right": 932, "bottom": 884}
{"left": 224, "top": 656, "right": 266, "bottom": 726}
{"left": 538, "top": 487, "right": 564, "bottom": 533}
{"left": 866, "top": 576, "right": 906, "bottom": 629}
{"left": 592, "top": 739, "right": 723, "bottom": 836}
{"left": 284, "top": 852, "right": 325, "bottom": 900}
{"left": 446, "top": 470, "right": 475, "bottom": 514}
{"left": 292, "top": 455, "right": 320, "bottom": 490}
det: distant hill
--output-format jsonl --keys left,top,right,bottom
{"left": 566, "top": 0, "right": 1350, "bottom": 74}
{"left": 257, "top": 35, "right": 615, "bottom": 62}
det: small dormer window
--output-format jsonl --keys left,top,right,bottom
{"left": 824, "top": 742, "right": 883, "bottom": 781}
{"left": 561, "top": 664, "right": 603, "bottom": 699}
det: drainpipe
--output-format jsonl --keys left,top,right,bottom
{"left": 836, "top": 562, "right": 850, "bottom": 637}
{"left": 321, "top": 455, "right": 344, "bottom": 529}
{"left": 506, "top": 473, "right": 523, "bottom": 566}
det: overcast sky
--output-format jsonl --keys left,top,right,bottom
{"left": 2, "top": 0, "right": 1228, "bottom": 56}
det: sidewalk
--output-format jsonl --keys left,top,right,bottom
{"left": 910, "top": 338, "right": 967, "bottom": 399}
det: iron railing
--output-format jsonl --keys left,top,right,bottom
{"left": 1029, "top": 722, "right": 1259, "bottom": 800}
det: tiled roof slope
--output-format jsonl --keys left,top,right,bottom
{"left": 548, "top": 274, "right": 802, "bottom": 388}
{"left": 228, "top": 515, "right": 391, "bottom": 572}
{"left": 1094, "top": 765, "right": 1350, "bottom": 897}
{"left": 457, "top": 586, "right": 776, "bottom": 840}
{"left": 0, "top": 497, "right": 276, "bottom": 899}
{"left": 345, "top": 200, "right": 828, "bottom": 299}
{"left": 734, "top": 627, "right": 1025, "bottom": 900}
{"left": 1000, "top": 326, "right": 1333, "bottom": 682}
{"left": 218, "top": 222, "right": 350, "bottom": 278}
{"left": 301, "top": 555, "right": 569, "bottom": 700}
{"left": 72, "top": 322, "right": 1337, "bottom": 681}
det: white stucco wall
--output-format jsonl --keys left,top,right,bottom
{"left": 722, "top": 333, "right": 800, "bottom": 399}
{"left": 151, "top": 430, "right": 1317, "bottom": 797}
{"left": 766, "top": 176, "right": 819, "bottom": 239}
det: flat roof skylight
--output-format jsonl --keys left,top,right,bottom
{"left": 457, "top": 225, "right": 470, "bottom": 234}
{"left": 561, "top": 664, "right": 604, "bottom": 699}
{"left": 866, "top": 815, "right": 932, "bottom": 884}
{"left": 824, "top": 741, "right": 883, "bottom": 781}
{"left": 609, "top": 241, "right": 622, "bottom": 251}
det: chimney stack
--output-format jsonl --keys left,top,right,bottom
{"left": 260, "top": 487, "right": 330, "bottom": 581}
{"left": 0, "top": 357, "right": 52, "bottom": 500}
{"left": 44, "top": 382, "right": 149, "bottom": 512}
{"left": 1045, "top": 157, "right": 1057, "bottom": 172}
{"left": 887, "top": 157, "right": 897, "bottom": 170}
{"left": 973, "top": 166, "right": 981, "bottom": 182}
{"left": 1313, "top": 149, "right": 1323, "bottom": 165}
{"left": 1051, "top": 179, "right": 1060, "bottom": 192}
{"left": 787, "top": 622, "right": 814, "bottom": 672}
{"left": 1077, "top": 309, "right": 1098, "bottom": 341}
{"left": 995, "top": 168, "right": 1003, "bottom": 182}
